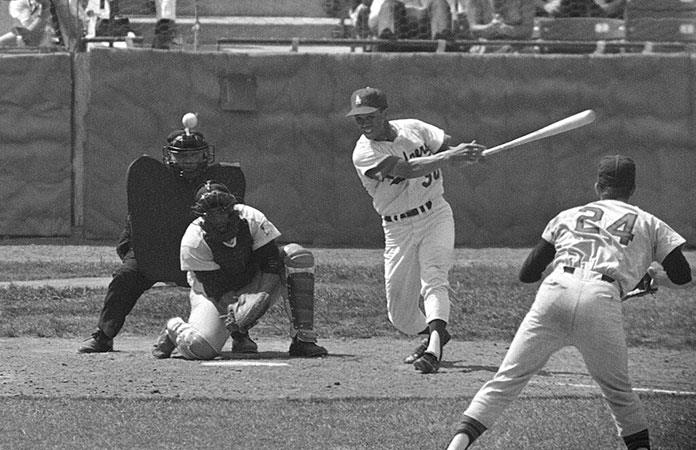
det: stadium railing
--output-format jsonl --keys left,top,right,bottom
{"left": 215, "top": 37, "right": 696, "bottom": 55}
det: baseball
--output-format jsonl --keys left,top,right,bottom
{"left": 182, "top": 113, "right": 198, "bottom": 129}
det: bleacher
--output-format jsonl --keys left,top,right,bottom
{"left": 83, "top": 0, "right": 696, "bottom": 54}
{"left": 81, "top": 0, "right": 351, "bottom": 51}
{"left": 2, "top": 0, "right": 696, "bottom": 54}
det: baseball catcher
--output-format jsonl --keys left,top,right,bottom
{"left": 151, "top": 181, "right": 328, "bottom": 360}
{"left": 78, "top": 113, "right": 245, "bottom": 353}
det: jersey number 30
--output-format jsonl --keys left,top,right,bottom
{"left": 575, "top": 207, "right": 637, "bottom": 245}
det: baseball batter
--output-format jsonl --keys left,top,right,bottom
{"left": 448, "top": 155, "right": 692, "bottom": 449}
{"left": 347, "top": 87, "right": 485, "bottom": 374}
{"left": 152, "top": 181, "right": 328, "bottom": 359}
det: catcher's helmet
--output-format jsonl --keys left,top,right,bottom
{"left": 192, "top": 180, "right": 238, "bottom": 216}
{"left": 162, "top": 129, "right": 215, "bottom": 177}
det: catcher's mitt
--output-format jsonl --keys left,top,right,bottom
{"left": 223, "top": 292, "right": 272, "bottom": 333}
{"left": 621, "top": 273, "right": 657, "bottom": 301}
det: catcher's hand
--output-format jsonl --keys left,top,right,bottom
{"left": 223, "top": 292, "right": 272, "bottom": 333}
{"left": 621, "top": 273, "right": 657, "bottom": 301}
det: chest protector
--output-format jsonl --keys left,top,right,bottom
{"left": 127, "top": 155, "right": 246, "bottom": 286}
{"left": 204, "top": 219, "right": 257, "bottom": 291}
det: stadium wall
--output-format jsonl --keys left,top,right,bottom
{"left": 1, "top": 49, "right": 694, "bottom": 247}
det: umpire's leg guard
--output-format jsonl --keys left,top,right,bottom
{"left": 281, "top": 243, "right": 318, "bottom": 343}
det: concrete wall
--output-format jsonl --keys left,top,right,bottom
{"left": 0, "top": 53, "right": 73, "bottom": 236}
{"left": 1, "top": 48, "right": 695, "bottom": 247}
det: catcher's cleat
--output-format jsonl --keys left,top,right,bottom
{"left": 231, "top": 332, "right": 258, "bottom": 354}
{"left": 288, "top": 336, "right": 328, "bottom": 358}
{"left": 413, "top": 352, "right": 440, "bottom": 374}
{"left": 78, "top": 330, "right": 113, "bottom": 353}
{"left": 403, "top": 329, "right": 451, "bottom": 364}
{"left": 152, "top": 328, "right": 176, "bottom": 359}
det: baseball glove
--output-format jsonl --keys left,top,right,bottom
{"left": 223, "top": 292, "right": 272, "bottom": 333}
{"left": 621, "top": 273, "right": 657, "bottom": 301}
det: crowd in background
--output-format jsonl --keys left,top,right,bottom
{"left": 347, "top": 0, "right": 626, "bottom": 44}
{"left": 0, "top": 0, "right": 639, "bottom": 51}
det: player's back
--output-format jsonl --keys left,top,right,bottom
{"left": 544, "top": 199, "right": 684, "bottom": 291}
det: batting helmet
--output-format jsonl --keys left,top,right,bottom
{"left": 192, "top": 180, "right": 238, "bottom": 216}
{"left": 162, "top": 129, "right": 215, "bottom": 176}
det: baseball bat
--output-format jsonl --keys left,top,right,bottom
{"left": 481, "top": 109, "right": 596, "bottom": 157}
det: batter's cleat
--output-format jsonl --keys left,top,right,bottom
{"left": 231, "top": 332, "right": 258, "bottom": 354}
{"left": 413, "top": 352, "right": 440, "bottom": 374}
{"left": 152, "top": 328, "right": 176, "bottom": 359}
{"left": 78, "top": 329, "right": 113, "bottom": 353}
{"left": 288, "top": 336, "right": 328, "bottom": 358}
{"left": 403, "top": 329, "right": 451, "bottom": 364}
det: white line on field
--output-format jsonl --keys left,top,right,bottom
{"left": 201, "top": 361, "right": 290, "bottom": 367}
{"left": 559, "top": 383, "right": 696, "bottom": 396}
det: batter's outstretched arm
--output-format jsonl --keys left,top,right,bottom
{"left": 386, "top": 141, "right": 486, "bottom": 179}
{"left": 519, "top": 239, "right": 556, "bottom": 283}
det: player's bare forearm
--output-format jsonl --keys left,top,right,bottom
{"left": 390, "top": 143, "right": 485, "bottom": 179}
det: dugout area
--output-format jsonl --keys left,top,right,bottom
{"left": 0, "top": 49, "right": 694, "bottom": 247}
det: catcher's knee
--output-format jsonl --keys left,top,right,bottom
{"left": 166, "top": 317, "right": 218, "bottom": 360}
{"left": 281, "top": 243, "right": 314, "bottom": 274}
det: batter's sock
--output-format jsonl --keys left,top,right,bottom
{"left": 426, "top": 319, "right": 447, "bottom": 360}
{"left": 453, "top": 415, "right": 487, "bottom": 449}
{"left": 623, "top": 429, "right": 650, "bottom": 450}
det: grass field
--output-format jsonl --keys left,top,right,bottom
{"left": 0, "top": 244, "right": 694, "bottom": 449}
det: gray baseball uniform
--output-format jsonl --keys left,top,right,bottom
{"left": 452, "top": 155, "right": 691, "bottom": 449}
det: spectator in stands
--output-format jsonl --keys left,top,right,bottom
{"left": 152, "top": 0, "right": 177, "bottom": 49}
{"left": 348, "top": 0, "right": 371, "bottom": 38}
{"left": 366, "top": 0, "right": 454, "bottom": 40}
{"left": 0, "top": 0, "right": 54, "bottom": 47}
{"left": 462, "top": 0, "right": 536, "bottom": 52}
{"left": 541, "top": 0, "right": 625, "bottom": 19}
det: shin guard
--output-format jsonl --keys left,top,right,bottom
{"left": 282, "top": 244, "right": 318, "bottom": 343}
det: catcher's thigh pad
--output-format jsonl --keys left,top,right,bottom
{"left": 281, "top": 244, "right": 317, "bottom": 341}
{"left": 167, "top": 317, "right": 218, "bottom": 360}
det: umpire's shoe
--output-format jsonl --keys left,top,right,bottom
{"left": 78, "top": 329, "right": 113, "bottom": 353}
{"left": 231, "top": 331, "right": 258, "bottom": 353}
{"left": 289, "top": 336, "right": 328, "bottom": 358}
{"left": 152, "top": 328, "right": 176, "bottom": 359}
{"left": 403, "top": 329, "right": 451, "bottom": 364}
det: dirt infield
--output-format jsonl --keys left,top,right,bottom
{"left": 2, "top": 336, "right": 694, "bottom": 400}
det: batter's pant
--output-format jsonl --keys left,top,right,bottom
{"left": 97, "top": 251, "right": 155, "bottom": 339}
{"left": 382, "top": 197, "right": 453, "bottom": 335}
{"left": 464, "top": 268, "right": 648, "bottom": 438}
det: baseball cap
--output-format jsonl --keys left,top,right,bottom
{"left": 597, "top": 155, "right": 635, "bottom": 189}
{"left": 346, "top": 87, "right": 388, "bottom": 116}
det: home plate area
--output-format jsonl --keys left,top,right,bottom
{"left": 201, "top": 361, "right": 290, "bottom": 367}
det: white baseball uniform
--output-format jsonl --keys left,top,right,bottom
{"left": 352, "top": 118, "right": 454, "bottom": 335}
{"left": 167, "top": 204, "right": 282, "bottom": 360}
{"left": 463, "top": 198, "right": 686, "bottom": 439}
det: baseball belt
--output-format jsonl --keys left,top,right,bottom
{"left": 563, "top": 266, "right": 618, "bottom": 286}
{"left": 383, "top": 201, "right": 433, "bottom": 223}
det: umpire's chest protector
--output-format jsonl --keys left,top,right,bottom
{"left": 127, "top": 156, "right": 246, "bottom": 286}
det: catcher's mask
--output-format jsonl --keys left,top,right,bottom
{"left": 162, "top": 129, "right": 215, "bottom": 178}
{"left": 193, "top": 182, "right": 241, "bottom": 241}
